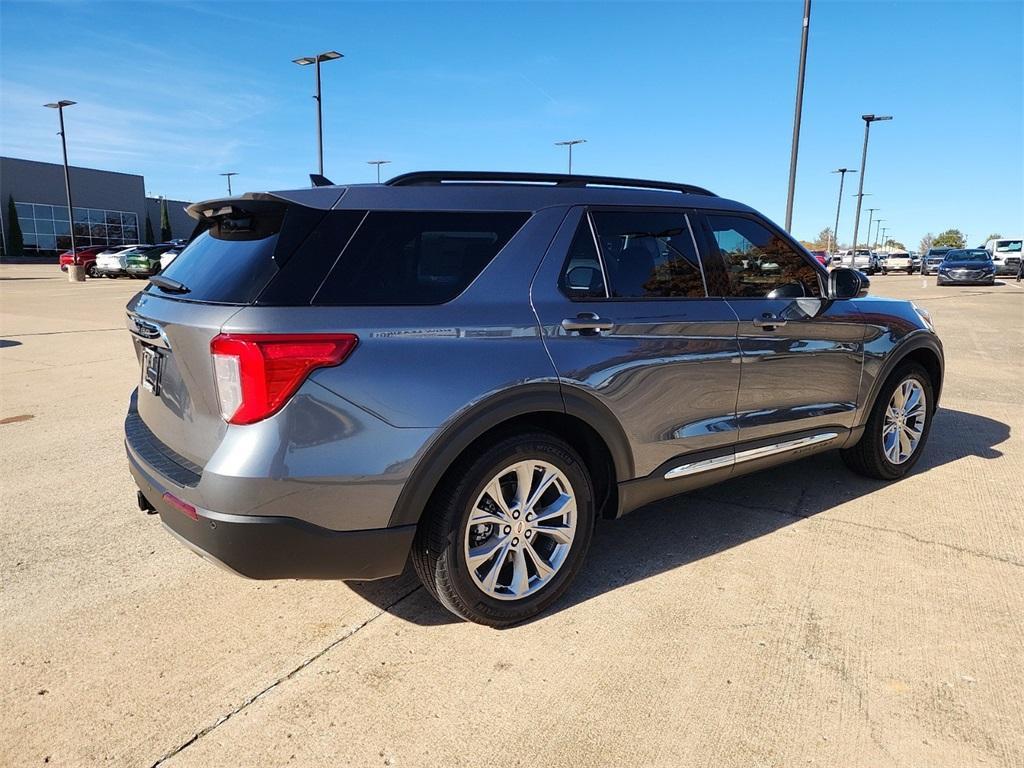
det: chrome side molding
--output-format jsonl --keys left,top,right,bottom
{"left": 664, "top": 432, "right": 840, "bottom": 480}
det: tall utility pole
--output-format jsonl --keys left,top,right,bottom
{"left": 292, "top": 51, "right": 344, "bottom": 177}
{"left": 219, "top": 172, "right": 238, "bottom": 195}
{"left": 555, "top": 139, "right": 586, "bottom": 174}
{"left": 873, "top": 219, "right": 886, "bottom": 249}
{"left": 865, "top": 207, "right": 879, "bottom": 252}
{"left": 784, "top": 0, "right": 812, "bottom": 231}
{"left": 367, "top": 160, "right": 391, "bottom": 183}
{"left": 829, "top": 167, "right": 856, "bottom": 252}
{"left": 879, "top": 227, "right": 888, "bottom": 250}
{"left": 43, "top": 100, "right": 77, "bottom": 255}
{"left": 849, "top": 114, "right": 893, "bottom": 256}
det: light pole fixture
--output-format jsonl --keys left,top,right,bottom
{"left": 849, "top": 114, "right": 893, "bottom": 256}
{"left": 879, "top": 226, "right": 889, "bottom": 250}
{"left": 367, "top": 160, "right": 391, "bottom": 183}
{"left": 219, "top": 172, "right": 238, "bottom": 195}
{"left": 555, "top": 139, "right": 586, "bottom": 174}
{"left": 43, "top": 100, "right": 77, "bottom": 256}
{"left": 874, "top": 219, "right": 886, "bottom": 249}
{"left": 829, "top": 167, "right": 856, "bottom": 253}
{"left": 865, "top": 207, "right": 879, "bottom": 251}
{"left": 784, "top": 0, "right": 813, "bottom": 231}
{"left": 292, "top": 50, "right": 344, "bottom": 177}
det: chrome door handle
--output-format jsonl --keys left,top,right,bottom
{"left": 752, "top": 313, "right": 787, "bottom": 329}
{"left": 561, "top": 313, "right": 614, "bottom": 334}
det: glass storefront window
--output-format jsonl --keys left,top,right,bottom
{"left": 12, "top": 201, "right": 145, "bottom": 257}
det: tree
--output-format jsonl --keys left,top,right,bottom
{"left": 159, "top": 198, "right": 171, "bottom": 242}
{"left": 919, "top": 233, "right": 935, "bottom": 254}
{"left": 6, "top": 195, "right": 24, "bottom": 257}
{"left": 884, "top": 239, "right": 906, "bottom": 250}
{"left": 145, "top": 214, "right": 155, "bottom": 244}
{"left": 984, "top": 233, "right": 1002, "bottom": 243}
{"left": 815, "top": 226, "right": 836, "bottom": 251}
{"left": 933, "top": 229, "right": 966, "bottom": 248}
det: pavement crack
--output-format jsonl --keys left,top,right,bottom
{"left": 148, "top": 583, "right": 423, "bottom": 768}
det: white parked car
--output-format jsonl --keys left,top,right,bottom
{"left": 834, "top": 248, "right": 878, "bottom": 274}
{"left": 159, "top": 246, "right": 183, "bottom": 271}
{"left": 881, "top": 249, "right": 915, "bottom": 274}
{"left": 94, "top": 245, "right": 147, "bottom": 278}
{"left": 984, "top": 236, "right": 1022, "bottom": 276}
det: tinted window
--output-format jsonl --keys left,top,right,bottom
{"left": 591, "top": 210, "right": 705, "bottom": 298}
{"left": 994, "top": 240, "right": 1021, "bottom": 253}
{"left": 153, "top": 230, "right": 280, "bottom": 303}
{"left": 559, "top": 218, "right": 606, "bottom": 299}
{"left": 314, "top": 212, "right": 529, "bottom": 305}
{"left": 704, "top": 214, "right": 821, "bottom": 298}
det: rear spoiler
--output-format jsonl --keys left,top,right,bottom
{"left": 185, "top": 187, "right": 347, "bottom": 221}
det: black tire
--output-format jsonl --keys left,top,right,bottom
{"left": 87, "top": 265, "right": 99, "bottom": 278}
{"left": 411, "top": 432, "right": 595, "bottom": 627}
{"left": 841, "top": 362, "right": 935, "bottom": 480}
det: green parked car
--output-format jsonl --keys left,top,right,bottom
{"left": 124, "top": 244, "right": 176, "bottom": 278}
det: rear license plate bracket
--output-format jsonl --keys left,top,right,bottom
{"left": 142, "top": 345, "right": 163, "bottom": 395}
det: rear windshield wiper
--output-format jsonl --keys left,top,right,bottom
{"left": 149, "top": 274, "right": 190, "bottom": 294}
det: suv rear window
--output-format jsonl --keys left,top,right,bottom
{"left": 313, "top": 211, "right": 529, "bottom": 305}
{"left": 151, "top": 230, "right": 280, "bottom": 303}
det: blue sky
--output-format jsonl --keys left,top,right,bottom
{"left": 1, "top": 1, "right": 1021, "bottom": 248}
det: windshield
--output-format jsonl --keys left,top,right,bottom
{"left": 944, "top": 250, "right": 990, "bottom": 262}
{"left": 994, "top": 240, "right": 1022, "bottom": 253}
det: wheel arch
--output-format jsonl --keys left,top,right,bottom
{"left": 861, "top": 333, "right": 944, "bottom": 426}
{"left": 388, "top": 383, "right": 633, "bottom": 528}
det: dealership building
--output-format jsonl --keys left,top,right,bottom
{"left": 0, "top": 156, "right": 194, "bottom": 260}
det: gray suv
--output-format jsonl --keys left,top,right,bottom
{"left": 126, "top": 171, "right": 944, "bottom": 626}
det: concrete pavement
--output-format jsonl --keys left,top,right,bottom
{"left": 1, "top": 265, "right": 1021, "bottom": 767}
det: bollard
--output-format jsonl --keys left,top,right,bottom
{"left": 68, "top": 264, "right": 86, "bottom": 282}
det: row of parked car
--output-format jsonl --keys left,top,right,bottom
{"left": 819, "top": 236, "right": 1022, "bottom": 283}
{"left": 58, "top": 241, "right": 187, "bottom": 278}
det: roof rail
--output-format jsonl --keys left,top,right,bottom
{"left": 385, "top": 171, "right": 716, "bottom": 197}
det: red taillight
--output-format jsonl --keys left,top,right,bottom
{"left": 162, "top": 492, "right": 198, "bottom": 520}
{"left": 209, "top": 333, "right": 358, "bottom": 425}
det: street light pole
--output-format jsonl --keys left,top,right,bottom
{"left": 784, "top": 0, "right": 812, "bottom": 231}
{"left": 43, "top": 100, "right": 77, "bottom": 256}
{"left": 865, "top": 207, "right": 879, "bottom": 252}
{"left": 829, "top": 167, "right": 855, "bottom": 252}
{"left": 555, "top": 139, "right": 586, "bottom": 174}
{"left": 292, "top": 51, "right": 344, "bottom": 177}
{"left": 849, "top": 113, "right": 893, "bottom": 257}
{"left": 219, "top": 172, "right": 238, "bottom": 195}
{"left": 873, "top": 219, "right": 886, "bottom": 249}
{"left": 367, "top": 160, "right": 391, "bottom": 183}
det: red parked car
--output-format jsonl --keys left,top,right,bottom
{"left": 809, "top": 249, "right": 830, "bottom": 267}
{"left": 58, "top": 245, "right": 111, "bottom": 277}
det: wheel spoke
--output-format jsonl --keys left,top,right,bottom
{"left": 898, "top": 428, "right": 912, "bottom": 459}
{"left": 510, "top": 547, "right": 530, "bottom": 596}
{"left": 514, "top": 463, "right": 535, "bottom": 508}
{"left": 534, "top": 524, "right": 573, "bottom": 545}
{"left": 467, "top": 535, "right": 509, "bottom": 569}
{"left": 532, "top": 493, "right": 573, "bottom": 523}
{"left": 524, "top": 542, "right": 555, "bottom": 579}
{"left": 482, "top": 478, "right": 512, "bottom": 518}
{"left": 524, "top": 468, "right": 559, "bottom": 513}
{"left": 904, "top": 386, "right": 922, "bottom": 413}
{"left": 482, "top": 541, "right": 511, "bottom": 592}
{"left": 468, "top": 508, "right": 507, "bottom": 527}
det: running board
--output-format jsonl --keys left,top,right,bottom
{"left": 664, "top": 432, "right": 840, "bottom": 480}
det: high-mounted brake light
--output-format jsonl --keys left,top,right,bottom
{"left": 210, "top": 333, "right": 358, "bottom": 424}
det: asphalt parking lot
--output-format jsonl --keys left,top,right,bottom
{"left": 2, "top": 264, "right": 1022, "bottom": 767}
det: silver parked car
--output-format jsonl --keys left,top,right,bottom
{"left": 126, "top": 171, "right": 944, "bottom": 626}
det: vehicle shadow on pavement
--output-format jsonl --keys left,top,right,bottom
{"left": 355, "top": 407, "right": 1010, "bottom": 628}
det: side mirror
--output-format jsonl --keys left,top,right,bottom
{"left": 829, "top": 267, "right": 869, "bottom": 299}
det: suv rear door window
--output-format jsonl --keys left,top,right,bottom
{"left": 314, "top": 211, "right": 530, "bottom": 305}
{"left": 702, "top": 214, "right": 821, "bottom": 298}
{"left": 590, "top": 210, "right": 706, "bottom": 298}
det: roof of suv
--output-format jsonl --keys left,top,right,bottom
{"left": 188, "top": 171, "right": 756, "bottom": 220}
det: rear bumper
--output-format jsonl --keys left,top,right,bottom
{"left": 127, "top": 441, "right": 417, "bottom": 581}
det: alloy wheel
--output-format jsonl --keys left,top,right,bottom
{"left": 463, "top": 460, "right": 577, "bottom": 601}
{"left": 882, "top": 378, "right": 927, "bottom": 464}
